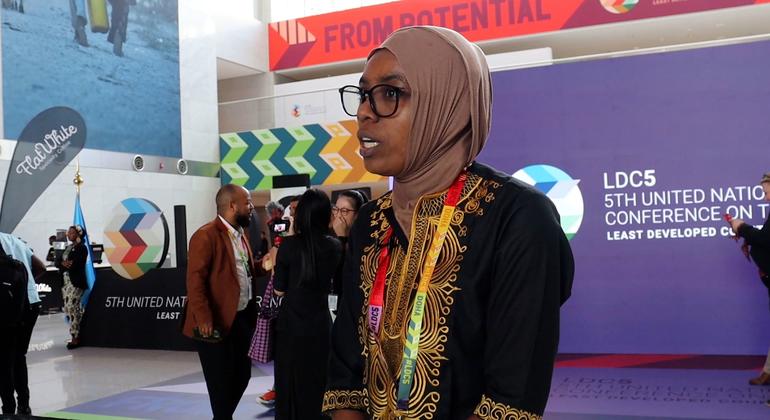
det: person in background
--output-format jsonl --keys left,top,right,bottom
{"left": 258, "top": 199, "right": 292, "bottom": 408}
{"left": 46, "top": 235, "right": 57, "bottom": 264}
{"left": 289, "top": 196, "right": 299, "bottom": 219}
{"left": 55, "top": 225, "right": 88, "bottom": 350}
{"left": 330, "top": 190, "right": 367, "bottom": 300}
{"left": 68, "top": 0, "right": 89, "bottom": 47}
{"left": 285, "top": 195, "right": 300, "bottom": 236}
{"left": 265, "top": 201, "right": 286, "bottom": 248}
{"left": 259, "top": 231, "right": 269, "bottom": 259}
{"left": 182, "top": 184, "right": 258, "bottom": 420}
{"left": 246, "top": 205, "right": 263, "bottom": 262}
{"left": 0, "top": 232, "right": 46, "bottom": 415}
{"left": 273, "top": 189, "right": 343, "bottom": 419}
{"left": 107, "top": 0, "right": 135, "bottom": 57}
{"left": 730, "top": 173, "right": 770, "bottom": 388}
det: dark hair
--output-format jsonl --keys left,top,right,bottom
{"left": 338, "top": 189, "right": 368, "bottom": 212}
{"left": 294, "top": 189, "right": 332, "bottom": 285}
{"left": 69, "top": 225, "right": 86, "bottom": 243}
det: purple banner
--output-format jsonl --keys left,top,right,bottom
{"left": 480, "top": 40, "right": 770, "bottom": 354}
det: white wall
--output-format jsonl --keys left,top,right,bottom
{"left": 214, "top": 0, "right": 268, "bottom": 73}
{"left": 0, "top": 0, "right": 221, "bottom": 264}
{"left": 272, "top": 73, "right": 360, "bottom": 128}
{"left": 269, "top": 48, "right": 553, "bottom": 128}
{"left": 271, "top": 0, "right": 395, "bottom": 22}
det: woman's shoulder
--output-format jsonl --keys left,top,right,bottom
{"left": 321, "top": 234, "right": 343, "bottom": 251}
{"left": 469, "top": 162, "right": 559, "bottom": 221}
{"left": 278, "top": 235, "right": 299, "bottom": 247}
{"left": 470, "top": 162, "right": 545, "bottom": 199}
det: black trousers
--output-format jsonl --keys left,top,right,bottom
{"left": 195, "top": 304, "right": 255, "bottom": 420}
{"left": 0, "top": 302, "right": 41, "bottom": 414}
{"left": 107, "top": 0, "right": 129, "bottom": 43}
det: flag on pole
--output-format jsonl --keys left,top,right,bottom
{"left": 74, "top": 192, "right": 97, "bottom": 307}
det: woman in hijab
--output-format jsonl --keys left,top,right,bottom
{"left": 324, "top": 26, "right": 574, "bottom": 420}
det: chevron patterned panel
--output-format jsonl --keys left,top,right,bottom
{"left": 103, "top": 198, "right": 170, "bottom": 280}
{"left": 219, "top": 121, "right": 385, "bottom": 189}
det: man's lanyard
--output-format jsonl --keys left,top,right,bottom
{"left": 227, "top": 229, "right": 252, "bottom": 279}
{"left": 366, "top": 172, "right": 467, "bottom": 414}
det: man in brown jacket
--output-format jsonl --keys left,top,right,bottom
{"left": 182, "top": 184, "right": 257, "bottom": 420}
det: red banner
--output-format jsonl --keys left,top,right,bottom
{"left": 269, "top": 0, "right": 770, "bottom": 70}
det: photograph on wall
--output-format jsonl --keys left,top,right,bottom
{"left": 1, "top": 0, "right": 181, "bottom": 157}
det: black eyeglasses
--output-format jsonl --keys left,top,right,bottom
{"left": 332, "top": 206, "right": 357, "bottom": 216}
{"left": 339, "top": 84, "right": 407, "bottom": 118}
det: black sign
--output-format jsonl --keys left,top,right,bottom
{"left": 80, "top": 268, "right": 274, "bottom": 351}
{"left": 80, "top": 267, "right": 194, "bottom": 350}
{"left": 0, "top": 107, "right": 86, "bottom": 232}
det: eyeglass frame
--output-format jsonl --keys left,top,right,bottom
{"left": 332, "top": 206, "right": 357, "bottom": 216}
{"left": 338, "top": 84, "right": 408, "bottom": 118}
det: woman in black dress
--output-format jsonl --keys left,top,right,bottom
{"left": 324, "top": 26, "right": 574, "bottom": 419}
{"left": 273, "top": 188, "right": 343, "bottom": 419}
{"left": 55, "top": 225, "right": 88, "bottom": 349}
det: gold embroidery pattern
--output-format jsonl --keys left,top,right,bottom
{"left": 474, "top": 395, "right": 542, "bottom": 420}
{"left": 322, "top": 389, "right": 370, "bottom": 412}
{"left": 358, "top": 194, "right": 395, "bottom": 385}
{"left": 464, "top": 178, "right": 501, "bottom": 217}
{"left": 359, "top": 172, "right": 502, "bottom": 419}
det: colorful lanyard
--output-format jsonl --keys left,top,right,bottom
{"left": 367, "top": 172, "right": 467, "bottom": 413}
{"left": 228, "top": 230, "right": 252, "bottom": 279}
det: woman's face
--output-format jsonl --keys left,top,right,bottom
{"left": 762, "top": 182, "right": 770, "bottom": 201}
{"left": 356, "top": 50, "right": 412, "bottom": 176}
{"left": 334, "top": 196, "right": 358, "bottom": 227}
{"left": 67, "top": 228, "right": 78, "bottom": 242}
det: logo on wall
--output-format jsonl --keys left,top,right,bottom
{"left": 292, "top": 105, "right": 301, "bottom": 118}
{"left": 103, "top": 198, "right": 169, "bottom": 280}
{"left": 513, "top": 165, "right": 583, "bottom": 240}
{"left": 599, "top": 0, "right": 639, "bottom": 14}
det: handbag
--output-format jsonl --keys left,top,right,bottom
{"left": 248, "top": 274, "right": 280, "bottom": 363}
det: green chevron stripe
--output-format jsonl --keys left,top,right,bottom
{"left": 286, "top": 126, "right": 315, "bottom": 144}
{"left": 137, "top": 262, "right": 158, "bottom": 272}
{"left": 220, "top": 133, "right": 247, "bottom": 164}
{"left": 253, "top": 129, "right": 281, "bottom": 160}
{"left": 233, "top": 131, "right": 263, "bottom": 191}
{"left": 252, "top": 160, "right": 283, "bottom": 190}
{"left": 282, "top": 126, "right": 316, "bottom": 177}
{"left": 286, "top": 127, "right": 314, "bottom": 168}
{"left": 138, "top": 245, "right": 162, "bottom": 263}
{"left": 221, "top": 163, "right": 249, "bottom": 186}
{"left": 285, "top": 156, "right": 317, "bottom": 177}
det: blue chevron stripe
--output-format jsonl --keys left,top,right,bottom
{"left": 304, "top": 124, "right": 333, "bottom": 185}
{"left": 235, "top": 131, "right": 263, "bottom": 190}
{"left": 219, "top": 137, "right": 234, "bottom": 185}
{"left": 120, "top": 213, "right": 144, "bottom": 232}
{"left": 271, "top": 128, "right": 300, "bottom": 176}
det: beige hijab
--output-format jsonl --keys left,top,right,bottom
{"left": 369, "top": 26, "right": 492, "bottom": 235}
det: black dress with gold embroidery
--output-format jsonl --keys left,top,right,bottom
{"left": 323, "top": 162, "right": 574, "bottom": 420}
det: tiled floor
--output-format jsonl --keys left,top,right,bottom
{"left": 21, "top": 315, "right": 770, "bottom": 419}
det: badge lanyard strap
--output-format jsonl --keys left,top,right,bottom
{"left": 228, "top": 230, "right": 253, "bottom": 302}
{"left": 366, "top": 172, "right": 467, "bottom": 413}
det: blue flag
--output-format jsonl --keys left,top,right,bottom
{"left": 74, "top": 193, "right": 97, "bottom": 307}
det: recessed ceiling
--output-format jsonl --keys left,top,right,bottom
{"left": 217, "top": 57, "right": 262, "bottom": 80}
